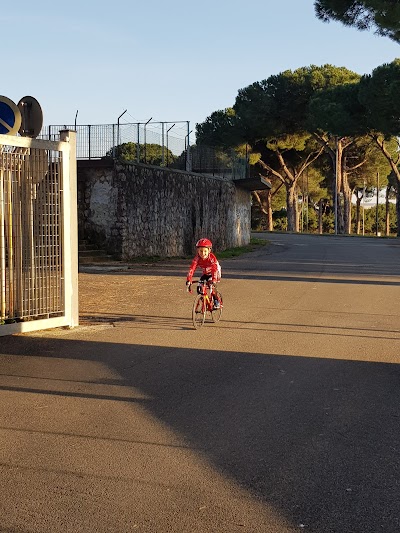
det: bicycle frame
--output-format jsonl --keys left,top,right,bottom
{"left": 189, "top": 280, "right": 223, "bottom": 329}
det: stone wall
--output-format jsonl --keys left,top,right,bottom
{"left": 78, "top": 160, "right": 251, "bottom": 259}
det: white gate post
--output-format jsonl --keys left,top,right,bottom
{"left": 60, "top": 130, "right": 79, "bottom": 327}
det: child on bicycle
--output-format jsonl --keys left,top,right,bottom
{"left": 186, "top": 238, "right": 221, "bottom": 308}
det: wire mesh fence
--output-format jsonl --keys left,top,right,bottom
{"left": 45, "top": 122, "right": 191, "bottom": 166}
{"left": 41, "top": 122, "right": 249, "bottom": 180}
{"left": 44, "top": 123, "right": 250, "bottom": 179}
{"left": 0, "top": 144, "right": 64, "bottom": 322}
{"left": 1, "top": 132, "right": 78, "bottom": 335}
{"left": 190, "top": 145, "right": 249, "bottom": 180}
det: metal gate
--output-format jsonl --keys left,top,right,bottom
{"left": 0, "top": 130, "right": 78, "bottom": 336}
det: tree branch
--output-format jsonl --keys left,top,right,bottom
{"left": 258, "top": 159, "right": 286, "bottom": 184}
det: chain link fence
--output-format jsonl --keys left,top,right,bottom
{"left": 44, "top": 123, "right": 249, "bottom": 179}
{"left": 45, "top": 122, "right": 190, "bottom": 166}
{"left": 190, "top": 145, "right": 249, "bottom": 180}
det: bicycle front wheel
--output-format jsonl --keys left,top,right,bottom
{"left": 192, "top": 295, "right": 206, "bottom": 329}
{"left": 211, "top": 291, "right": 223, "bottom": 323}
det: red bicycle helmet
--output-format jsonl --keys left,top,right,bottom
{"left": 196, "top": 238, "right": 212, "bottom": 248}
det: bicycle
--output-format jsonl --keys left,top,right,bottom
{"left": 187, "top": 280, "right": 223, "bottom": 329}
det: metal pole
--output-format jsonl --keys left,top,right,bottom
{"left": 161, "top": 122, "right": 165, "bottom": 166}
{"left": 74, "top": 110, "right": 78, "bottom": 131}
{"left": 376, "top": 171, "right": 379, "bottom": 236}
{"left": 143, "top": 117, "right": 152, "bottom": 164}
{"left": 186, "top": 121, "right": 191, "bottom": 172}
{"left": 363, "top": 180, "right": 365, "bottom": 236}
{"left": 166, "top": 123, "right": 175, "bottom": 167}
{"left": 136, "top": 123, "right": 140, "bottom": 162}
{"left": 334, "top": 137, "right": 338, "bottom": 235}
{"left": 185, "top": 128, "right": 192, "bottom": 172}
{"left": 117, "top": 109, "right": 127, "bottom": 153}
{"left": 300, "top": 193, "right": 304, "bottom": 232}
{"left": 0, "top": 170, "right": 6, "bottom": 319}
{"left": 6, "top": 171, "right": 13, "bottom": 317}
{"left": 306, "top": 169, "right": 309, "bottom": 232}
{"left": 112, "top": 124, "right": 115, "bottom": 159}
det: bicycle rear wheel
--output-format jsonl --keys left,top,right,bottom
{"left": 211, "top": 291, "right": 223, "bottom": 323}
{"left": 192, "top": 295, "right": 206, "bottom": 329}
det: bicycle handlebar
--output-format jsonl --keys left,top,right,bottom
{"left": 187, "top": 279, "right": 215, "bottom": 295}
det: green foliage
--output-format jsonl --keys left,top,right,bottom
{"left": 307, "top": 206, "right": 319, "bottom": 231}
{"left": 197, "top": 65, "right": 360, "bottom": 150}
{"left": 345, "top": 136, "right": 395, "bottom": 190}
{"left": 272, "top": 203, "right": 332, "bottom": 233}
{"left": 322, "top": 212, "right": 335, "bottom": 233}
{"left": 196, "top": 60, "right": 400, "bottom": 234}
{"left": 105, "top": 142, "right": 176, "bottom": 166}
{"left": 266, "top": 133, "right": 310, "bottom": 152}
{"left": 359, "top": 59, "right": 400, "bottom": 136}
{"left": 251, "top": 136, "right": 324, "bottom": 185}
{"left": 186, "top": 143, "right": 248, "bottom": 179}
{"left": 353, "top": 203, "right": 397, "bottom": 234}
{"left": 195, "top": 108, "right": 240, "bottom": 148}
{"left": 314, "top": 0, "right": 400, "bottom": 43}
{"left": 308, "top": 81, "right": 366, "bottom": 135}
{"left": 251, "top": 210, "right": 265, "bottom": 231}
{"left": 272, "top": 184, "right": 287, "bottom": 211}
{"left": 234, "top": 65, "right": 360, "bottom": 140}
{"left": 297, "top": 166, "right": 328, "bottom": 205}
{"left": 309, "top": 59, "right": 400, "bottom": 138}
{"left": 388, "top": 170, "right": 399, "bottom": 191}
{"left": 298, "top": 205, "right": 319, "bottom": 232}
{"left": 272, "top": 209, "right": 288, "bottom": 231}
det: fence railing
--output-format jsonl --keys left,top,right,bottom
{"left": 190, "top": 145, "right": 249, "bottom": 180}
{"left": 0, "top": 131, "right": 78, "bottom": 336}
{"left": 44, "top": 123, "right": 250, "bottom": 179}
{"left": 45, "top": 122, "right": 191, "bottom": 165}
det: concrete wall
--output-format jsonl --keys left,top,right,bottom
{"left": 78, "top": 160, "right": 251, "bottom": 259}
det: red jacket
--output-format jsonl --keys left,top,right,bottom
{"left": 186, "top": 252, "right": 221, "bottom": 283}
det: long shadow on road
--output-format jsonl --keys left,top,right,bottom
{"left": 1, "top": 334, "right": 399, "bottom": 532}
{"left": 78, "top": 313, "right": 400, "bottom": 341}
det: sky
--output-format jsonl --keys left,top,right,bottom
{"left": 2, "top": 0, "right": 399, "bottom": 144}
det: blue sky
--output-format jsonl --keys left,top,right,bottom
{"left": 2, "top": 0, "right": 399, "bottom": 143}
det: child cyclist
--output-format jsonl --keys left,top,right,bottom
{"left": 186, "top": 238, "right": 222, "bottom": 308}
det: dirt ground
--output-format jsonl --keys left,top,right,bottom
{"left": 78, "top": 259, "right": 189, "bottom": 326}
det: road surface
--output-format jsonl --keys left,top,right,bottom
{"left": 1, "top": 233, "right": 399, "bottom": 532}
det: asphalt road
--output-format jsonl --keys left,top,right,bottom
{"left": 1, "top": 233, "right": 400, "bottom": 532}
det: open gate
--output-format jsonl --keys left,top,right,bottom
{"left": 0, "top": 130, "right": 78, "bottom": 336}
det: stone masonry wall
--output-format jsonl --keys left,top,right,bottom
{"left": 78, "top": 160, "right": 251, "bottom": 259}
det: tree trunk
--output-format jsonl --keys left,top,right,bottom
{"left": 396, "top": 188, "right": 400, "bottom": 237}
{"left": 335, "top": 141, "right": 345, "bottom": 234}
{"left": 266, "top": 189, "right": 273, "bottom": 231}
{"left": 252, "top": 190, "right": 273, "bottom": 231}
{"left": 312, "top": 134, "right": 351, "bottom": 234}
{"left": 327, "top": 138, "right": 345, "bottom": 234}
{"left": 371, "top": 135, "right": 400, "bottom": 236}
{"left": 318, "top": 199, "right": 323, "bottom": 234}
{"left": 342, "top": 173, "right": 352, "bottom": 234}
{"left": 385, "top": 186, "right": 390, "bottom": 236}
{"left": 286, "top": 185, "right": 299, "bottom": 232}
{"left": 356, "top": 197, "right": 362, "bottom": 235}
